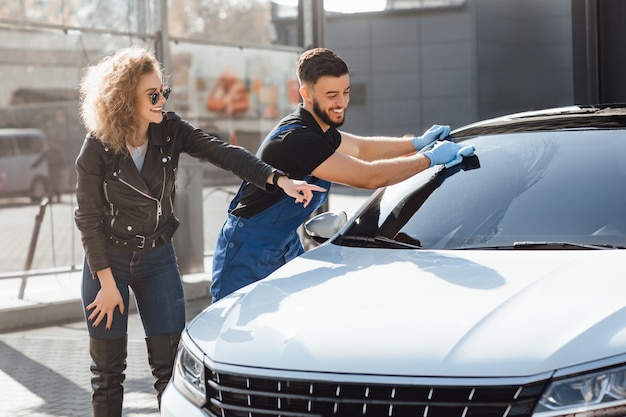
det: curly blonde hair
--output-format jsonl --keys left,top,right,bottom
{"left": 79, "top": 46, "right": 164, "bottom": 154}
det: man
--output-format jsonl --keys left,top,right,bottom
{"left": 211, "top": 47, "right": 474, "bottom": 302}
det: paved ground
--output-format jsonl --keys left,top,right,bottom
{"left": 0, "top": 297, "right": 211, "bottom": 417}
{"left": 0, "top": 186, "right": 371, "bottom": 416}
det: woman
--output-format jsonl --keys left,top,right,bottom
{"left": 75, "top": 46, "right": 324, "bottom": 417}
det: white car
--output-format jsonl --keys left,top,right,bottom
{"left": 0, "top": 128, "right": 50, "bottom": 201}
{"left": 162, "top": 105, "right": 626, "bottom": 417}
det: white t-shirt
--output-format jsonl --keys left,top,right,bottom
{"left": 127, "top": 141, "right": 148, "bottom": 172}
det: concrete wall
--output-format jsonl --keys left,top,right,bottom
{"left": 292, "top": 0, "right": 574, "bottom": 135}
{"left": 325, "top": 6, "right": 475, "bottom": 136}
{"left": 474, "top": 0, "right": 574, "bottom": 119}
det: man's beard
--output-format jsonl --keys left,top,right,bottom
{"left": 313, "top": 101, "right": 345, "bottom": 129}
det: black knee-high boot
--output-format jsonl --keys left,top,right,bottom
{"left": 89, "top": 335, "right": 127, "bottom": 417}
{"left": 146, "top": 331, "right": 181, "bottom": 409}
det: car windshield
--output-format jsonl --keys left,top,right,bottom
{"left": 338, "top": 129, "right": 626, "bottom": 249}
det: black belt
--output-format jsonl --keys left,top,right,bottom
{"left": 106, "top": 217, "right": 178, "bottom": 250}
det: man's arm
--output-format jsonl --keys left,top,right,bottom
{"left": 313, "top": 139, "right": 473, "bottom": 190}
{"left": 337, "top": 131, "right": 415, "bottom": 161}
{"left": 338, "top": 124, "right": 450, "bottom": 161}
{"left": 312, "top": 150, "right": 431, "bottom": 189}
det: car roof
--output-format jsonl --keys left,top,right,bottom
{"left": 452, "top": 103, "right": 626, "bottom": 138}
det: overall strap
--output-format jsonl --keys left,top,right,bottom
{"left": 228, "top": 123, "right": 303, "bottom": 211}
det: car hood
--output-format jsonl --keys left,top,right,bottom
{"left": 188, "top": 245, "right": 626, "bottom": 378}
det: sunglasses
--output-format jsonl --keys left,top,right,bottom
{"left": 149, "top": 87, "right": 171, "bottom": 105}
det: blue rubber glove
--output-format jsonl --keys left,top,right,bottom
{"left": 423, "top": 141, "right": 475, "bottom": 168}
{"left": 412, "top": 124, "right": 451, "bottom": 151}
{"left": 445, "top": 144, "right": 476, "bottom": 168}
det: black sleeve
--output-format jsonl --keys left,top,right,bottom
{"left": 261, "top": 130, "right": 336, "bottom": 179}
{"left": 175, "top": 118, "right": 274, "bottom": 190}
{"left": 74, "top": 136, "right": 111, "bottom": 273}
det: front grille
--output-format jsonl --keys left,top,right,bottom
{"left": 203, "top": 369, "right": 548, "bottom": 417}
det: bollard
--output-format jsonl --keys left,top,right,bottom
{"left": 18, "top": 197, "right": 49, "bottom": 299}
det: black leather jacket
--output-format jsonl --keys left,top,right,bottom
{"left": 75, "top": 111, "right": 275, "bottom": 274}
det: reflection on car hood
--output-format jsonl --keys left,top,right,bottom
{"left": 188, "top": 244, "right": 626, "bottom": 377}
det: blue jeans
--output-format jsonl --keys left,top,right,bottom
{"left": 81, "top": 241, "right": 185, "bottom": 339}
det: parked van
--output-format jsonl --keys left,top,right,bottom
{"left": 0, "top": 128, "right": 50, "bottom": 201}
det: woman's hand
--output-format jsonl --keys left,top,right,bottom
{"left": 86, "top": 268, "right": 125, "bottom": 330}
{"left": 276, "top": 175, "right": 326, "bottom": 208}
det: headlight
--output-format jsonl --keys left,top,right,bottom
{"left": 172, "top": 334, "right": 206, "bottom": 407}
{"left": 534, "top": 364, "right": 626, "bottom": 416}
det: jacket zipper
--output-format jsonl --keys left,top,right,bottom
{"left": 118, "top": 173, "right": 164, "bottom": 233}
{"left": 103, "top": 182, "right": 115, "bottom": 220}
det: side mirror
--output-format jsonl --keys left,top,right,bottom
{"left": 304, "top": 211, "right": 348, "bottom": 244}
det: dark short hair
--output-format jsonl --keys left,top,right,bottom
{"left": 296, "top": 48, "right": 349, "bottom": 86}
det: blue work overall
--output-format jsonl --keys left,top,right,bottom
{"left": 211, "top": 123, "right": 331, "bottom": 302}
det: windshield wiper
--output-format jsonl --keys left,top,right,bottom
{"left": 513, "top": 241, "right": 619, "bottom": 250}
{"left": 336, "top": 235, "right": 422, "bottom": 249}
{"left": 460, "top": 241, "right": 620, "bottom": 250}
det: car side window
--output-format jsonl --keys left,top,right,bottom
{"left": 0, "top": 137, "right": 16, "bottom": 157}
{"left": 16, "top": 135, "right": 43, "bottom": 155}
